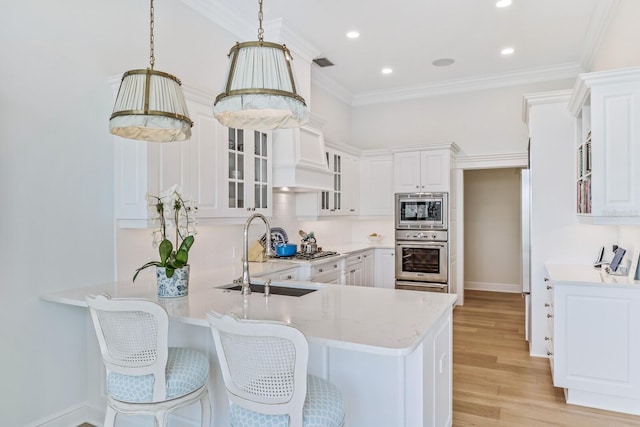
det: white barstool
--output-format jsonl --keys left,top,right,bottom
{"left": 86, "top": 294, "right": 211, "bottom": 426}
{"left": 207, "top": 311, "right": 345, "bottom": 427}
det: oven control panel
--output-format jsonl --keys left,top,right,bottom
{"left": 395, "top": 230, "right": 448, "bottom": 242}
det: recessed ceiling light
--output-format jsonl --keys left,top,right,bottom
{"left": 501, "top": 47, "right": 515, "bottom": 55}
{"left": 496, "top": 0, "right": 512, "bottom": 7}
{"left": 432, "top": 58, "right": 455, "bottom": 67}
{"left": 346, "top": 31, "right": 360, "bottom": 39}
{"left": 381, "top": 68, "right": 393, "bottom": 75}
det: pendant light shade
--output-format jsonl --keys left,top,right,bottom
{"left": 213, "top": 1, "right": 308, "bottom": 130}
{"left": 110, "top": 69, "right": 192, "bottom": 142}
{"left": 109, "top": 0, "right": 193, "bottom": 142}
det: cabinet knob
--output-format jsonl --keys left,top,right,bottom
{"left": 547, "top": 351, "right": 553, "bottom": 356}
{"left": 318, "top": 268, "right": 323, "bottom": 273}
{"left": 544, "top": 277, "right": 549, "bottom": 282}
{"left": 547, "top": 314, "right": 553, "bottom": 318}
{"left": 544, "top": 336, "right": 550, "bottom": 341}
{"left": 544, "top": 303, "right": 550, "bottom": 307}
{"left": 333, "top": 264, "right": 337, "bottom": 268}
{"left": 415, "top": 185, "right": 419, "bottom": 189}
{"left": 286, "top": 275, "right": 292, "bottom": 279}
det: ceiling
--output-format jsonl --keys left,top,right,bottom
{"left": 185, "top": 0, "right": 616, "bottom": 105}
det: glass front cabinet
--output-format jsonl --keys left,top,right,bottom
{"left": 224, "top": 127, "right": 272, "bottom": 217}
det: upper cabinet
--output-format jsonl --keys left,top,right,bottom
{"left": 568, "top": 67, "right": 640, "bottom": 224}
{"left": 114, "top": 89, "right": 272, "bottom": 225}
{"left": 319, "top": 148, "right": 359, "bottom": 216}
{"left": 393, "top": 143, "right": 459, "bottom": 193}
{"left": 223, "top": 127, "right": 272, "bottom": 217}
{"left": 359, "top": 153, "right": 394, "bottom": 217}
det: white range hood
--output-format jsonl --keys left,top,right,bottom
{"left": 271, "top": 114, "right": 332, "bottom": 192}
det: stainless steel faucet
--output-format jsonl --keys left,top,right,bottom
{"left": 242, "top": 213, "right": 275, "bottom": 295}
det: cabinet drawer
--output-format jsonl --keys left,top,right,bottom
{"left": 277, "top": 269, "right": 298, "bottom": 281}
{"left": 346, "top": 253, "right": 364, "bottom": 266}
{"left": 312, "top": 261, "right": 341, "bottom": 276}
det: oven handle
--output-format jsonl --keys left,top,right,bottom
{"left": 396, "top": 242, "right": 447, "bottom": 248}
{"left": 396, "top": 281, "right": 447, "bottom": 289}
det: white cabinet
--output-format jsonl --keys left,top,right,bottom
{"left": 223, "top": 127, "right": 272, "bottom": 217}
{"left": 360, "top": 154, "right": 394, "bottom": 216}
{"left": 261, "top": 267, "right": 298, "bottom": 282}
{"left": 393, "top": 146, "right": 454, "bottom": 193}
{"left": 568, "top": 67, "right": 640, "bottom": 223}
{"left": 114, "top": 96, "right": 222, "bottom": 224}
{"left": 374, "top": 248, "right": 396, "bottom": 289}
{"left": 545, "top": 265, "right": 640, "bottom": 415}
{"left": 345, "top": 250, "right": 375, "bottom": 286}
{"left": 114, "top": 90, "right": 272, "bottom": 224}
{"left": 309, "top": 259, "right": 343, "bottom": 284}
{"left": 319, "top": 148, "right": 359, "bottom": 216}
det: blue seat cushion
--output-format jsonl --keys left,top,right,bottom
{"left": 107, "top": 347, "right": 209, "bottom": 403}
{"left": 230, "top": 374, "right": 345, "bottom": 427}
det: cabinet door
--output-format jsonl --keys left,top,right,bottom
{"left": 346, "top": 254, "right": 364, "bottom": 286}
{"left": 343, "top": 155, "right": 359, "bottom": 215}
{"left": 320, "top": 150, "right": 343, "bottom": 215}
{"left": 114, "top": 98, "right": 222, "bottom": 223}
{"left": 360, "top": 156, "right": 394, "bottom": 216}
{"left": 393, "top": 152, "right": 422, "bottom": 193}
{"left": 374, "top": 248, "right": 396, "bottom": 289}
{"left": 362, "top": 250, "right": 375, "bottom": 287}
{"left": 223, "top": 128, "right": 272, "bottom": 217}
{"left": 420, "top": 150, "right": 450, "bottom": 192}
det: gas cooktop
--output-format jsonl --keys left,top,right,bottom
{"left": 275, "top": 251, "right": 339, "bottom": 261}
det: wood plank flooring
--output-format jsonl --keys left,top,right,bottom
{"left": 453, "top": 290, "right": 640, "bottom": 426}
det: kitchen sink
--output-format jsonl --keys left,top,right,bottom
{"left": 222, "top": 283, "right": 318, "bottom": 297}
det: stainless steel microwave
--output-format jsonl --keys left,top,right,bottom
{"left": 395, "top": 192, "right": 448, "bottom": 230}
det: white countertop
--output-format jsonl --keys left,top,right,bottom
{"left": 545, "top": 263, "right": 640, "bottom": 287}
{"left": 41, "top": 277, "right": 456, "bottom": 357}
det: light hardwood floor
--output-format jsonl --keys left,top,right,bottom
{"left": 453, "top": 290, "right": 640, "bottom": 426}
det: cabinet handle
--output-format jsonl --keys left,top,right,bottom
{"left": 357, "top": 256, "right": 361, "bottom": 260}
{"left": 350, "top": 269, "right": 356, "bottom": 273}
{"left": 350, "top": 209, "right": 355, "bottom": 212}
{"left": 544, "top": 336, "right": 550, "bottom": 341}
{"left": 546, "top": 285, "right": 552, "bottom": 290}
{"left": 415, "top": 185, "right": 419, "bottom": 189}
{"left": 547, "top": 314, "right": 553, "bottom": 319}
{"left": 544, "top": 278, "right": 549, "bottom": 282}
{"left": 544, "top": 303, "right": 550, "bottom": 307}
{"left": 547, "top": 351, "right": 553, "bottom": 356}
{"left": 286, "top": 275, "right": 292, "bottom": 279}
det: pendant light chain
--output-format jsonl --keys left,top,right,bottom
{"left": 257, "top": 0, "right": 264, "bottom": 42}
{"left": 149, "top": 0, "right": 155, "bottom": 69}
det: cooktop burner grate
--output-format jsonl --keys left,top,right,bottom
{"left": 273, "top": 251, "right": 338, "bottom": 260}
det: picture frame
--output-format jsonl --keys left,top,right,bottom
{"left": 610, "top": 247, "right": 626, "bottom": 272}
{"left": 628, "top": 248, "right": 640, "bottom": 281}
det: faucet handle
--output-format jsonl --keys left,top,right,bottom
{"left": 264, "top": 279, "right": 272, "bottom": 297}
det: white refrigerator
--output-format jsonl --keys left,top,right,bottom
{"left": 521, "top": 168, "right": 532, "bottom": 343}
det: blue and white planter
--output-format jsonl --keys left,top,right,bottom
{"left": 156, "top": 265, "right": 190, "bottom": 298}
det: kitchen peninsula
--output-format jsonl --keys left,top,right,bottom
{"left": 43, "top": 273, "right": 456, "bottom": 426}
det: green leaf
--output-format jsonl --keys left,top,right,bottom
{"left": 179, "top": 235, "right": 195, "bottom": 252}
{"left": 165, "top": 266, "right": 175, "bottom": 278}
{"left": 132, "top": 261, "right": 162, "bottom": 282}
{"left": 174, "top": 248, "right": 188, "bottom": 268}
{"left": 159, "top": 239, "right": 173, "bottom": 265}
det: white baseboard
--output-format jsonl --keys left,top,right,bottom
{"left": 28, "top": 403, "right": 201, "bottom": 427}
{"left": 464, "top": 281, "right": 521, "bottom": 293}
{"left": 25, "top": 402, "right": 102, "bottom": 427}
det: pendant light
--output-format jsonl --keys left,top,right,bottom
{"left": 213, "top": 0, "right": 308, "bottom": 131}
{"left": 109, "top": 0, "right": 193, "bottom": 142}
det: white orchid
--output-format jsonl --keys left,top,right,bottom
{"left": 135, "top": 187, "right": 197, "bottom": 281}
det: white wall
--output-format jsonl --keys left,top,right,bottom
{"left": 349, "top": 79, "right": 575, "bottom": 153}
{"left": 589, "top": 0, "right": 640, "bottom": 72}
{"left": 310, "top": 82, "right": 353, "bottom": 145}
{"left": 463, "top": 168, "right": 522, "bottom": 292}
{"left": 0, "top": 0, "right": 242, "bottom": 424}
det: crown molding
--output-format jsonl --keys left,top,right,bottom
{"left": 351, "top": 63, "right": 582, "bottom": 107}
{"left": 522, "top": 90, "right": 572, "bottom": 124}
{"left": 311, "top": 67, "right": 354, "bottom": 105}
{"left": 456, "top": 153, "right": 528, "bottom": 170}
{"left": 181, "top": 0, "right": 320, "bottom": 63}
{"left": 579, "top": 0, "right": 620, "bottom": 72}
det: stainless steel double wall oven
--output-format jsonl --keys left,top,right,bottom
{"left": 395, "top": 192, "right": 449, "bottom": 292}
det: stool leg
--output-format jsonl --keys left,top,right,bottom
{"left": 104, "top": 406, "right": 117, "bottom": 427}
{"left": 200, "top": 388, "right": 211, "bottom": 426}
{"left": 155, "top": 410, "right": 169, "bottom": 427}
